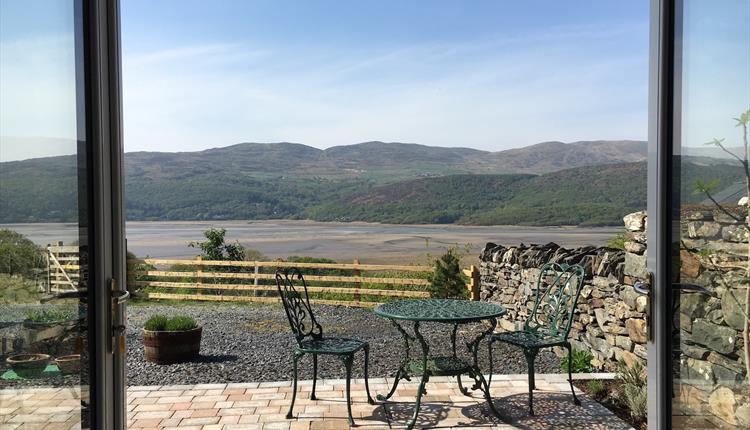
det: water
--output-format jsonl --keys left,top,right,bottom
{"left": 2, "top": 220, "right": 621, "bottom": 264}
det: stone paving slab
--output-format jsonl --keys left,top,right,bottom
{"left": 0, "top": 374, "right": 632, "bottom": 429}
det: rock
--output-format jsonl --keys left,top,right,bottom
{"left": 722, "top": 225, "right": 750, "bottom": 242}
{"left": 679, "top": 249, "right": 704, "bottom": 278}
{"left": 626, "top": 318, "right": 648, "bottom": 344}
{"left": 628, "top": 231, "right": 647, "bottom": 244}
{"left": 620, "top": 285, "right": 638, "bottom": 309}
{"left": 683, "top": 344, "right": 710, "bottom": 360}
{"left": 636, "top": 295, "right": 648, "bottom": 313}
{"left": 721, "top": 288, "right": 746, "bottom": 331}
{"left": 679, "top": 292, "right": 710, "bottom": 320}
{"left": 613, "top": 302, "right": 631, "bottom": 320}
{"left": 739, "top": 196, "right": 749, "bottom": 206}
{"left": 683, "top": 358, "right": 715, "bottom": 385}
{"left": 615, "top": 335, "right": 633, "bottom": 351}
{"left": 634, "top": 343, "right": 647, "bottom": 359}
{"left": 594, "top": 308, "right": 611, "bottom": 329}
{"left": 736, "top": 404, "right": 750, "bottom": 428}
{"left": 691, "top": 319, "right": 737, "bottom": 355}
{"left": 624, "top": 211, "right": 647, "bottom": 232}
{"left": 708, "top": 387, "right": 737, "bottom": 425}
{"left": 624, "top": 241, "right": 646, "bottom": 254}
{"left": 624, "top": 252, "right": 648, "bottom": 280}
{"left": 688, "top": 221, "right": 722, "bottom": 239}
{"left": 684, "top": 210, "right": 713, "bottom": 221}
{"left": 714, "top": 210, "right": 744, "bottom": 224}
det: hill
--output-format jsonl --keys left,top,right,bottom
{"left": 12, "top": 139, "right": 738, "bottom": 226}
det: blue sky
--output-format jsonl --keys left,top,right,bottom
{"left": 2, "top": 1, "right": 748, "bottom": 160}
{"left": 119, "top": 0, "right": 651, "bottom": 152}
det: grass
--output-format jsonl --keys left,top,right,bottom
{"left": 144, "top": 314, "right": 199, "bottom": 331}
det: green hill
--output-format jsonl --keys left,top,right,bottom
{"left": 2, "top": 140, "right": 741, "bottom": 226}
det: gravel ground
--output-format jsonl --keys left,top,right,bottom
{"left": 126, "top": 304, "right": 562, "bottom": 386}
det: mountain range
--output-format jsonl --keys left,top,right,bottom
{"left": 1, "top": 139, "right": 741, "bottom": 225}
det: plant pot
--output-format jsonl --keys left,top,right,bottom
{"left": 55, "top": 354, "right": 81, "bottom": 375}
{"left": 143, "top": 327, "right": 202, "bottom": 364}
{"left": 7, "top": 354, "right": 50, "bottom": 378}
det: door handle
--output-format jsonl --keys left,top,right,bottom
{"left": 633, "top": 273, "right": 653, "bottom": 341}
{"left": 111, "top": 280, "right": 128, "bottom": 353}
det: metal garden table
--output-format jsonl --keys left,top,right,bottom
{"left": 373, "top": 299, "right": 506, "bottom": 429}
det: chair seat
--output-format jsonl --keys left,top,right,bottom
{"left": 297, "top": 337, "right": 367, "bottom": 355}
{"left": 491, "top": 330, "right": 564, "bottom": 349}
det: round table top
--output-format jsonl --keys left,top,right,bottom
{"left": 373, "top": 299, "right": 506, "bottom": 323}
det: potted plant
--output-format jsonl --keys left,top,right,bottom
{"left": 22, "top": 307, "right": 78, "bottom": 343}
{"left": 55, "top": 354, "right": 81, "bottom": 374}
{"left": 6, "top": 353, "right": 50, "bottom": 378}
{"left": 142, "top": 314, "right": 202, "bottom": 364}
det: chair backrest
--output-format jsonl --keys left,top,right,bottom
{"left": 523, "top": 262, "right": 585, "bottom": 341}
{"left": 275, "top": 268, "right": 323, "bottom": 345}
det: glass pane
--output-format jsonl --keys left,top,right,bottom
{"left": 672, "top": 0, "right": 750, "bottom": 428}
{"left": 0, "top": 0, "right": 91, "bottom": 428}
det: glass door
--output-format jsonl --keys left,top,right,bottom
{"left": 0, "top": 0, "right": 127, "bottom": 429}
{"left": 650, "top": 0, "right": 750, "bottom": 428}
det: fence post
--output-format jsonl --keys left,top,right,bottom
{"left": 196, "top": 255, "right": 203, "bottom": 296}
{"left": 353, "top": 259, "right": 361, "bottom": 303}
{"left": 45, "top": 245, "right": 51, "bottom": 294}
{"left": 468, "top": 265, "right": 480, "bottom": 301}
{"left": 254, "top": 262, "right": 259, "bottom": 287}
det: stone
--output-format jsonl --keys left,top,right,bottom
{"left": 708, "top": 387, "right": 737, "bottom": 425}
{"left": 591, "top": 298, "right": 605, "bottom": 308}
{"left": 739, "top": 196, "right": 749, "bottom": 206}
{"left": 683, "top": 344, "right": 710, "bottom": 360}
{"left": 687, "top": 221, "right": 722, "bottom": 239}
{"left": 634, "top": 343, "right": 647, "bottom": 359}
{"left": 624, "top": 241, "right": 646, "bottom": 254}
{"left": 706, "top": 351, "right": 746, "bottom": 375}
{"left": 684, "top": 210, "right": 713, "bottom": 221}
{"left": 736, "top": 404, "right": 750, "bottom": 428}
{"left": 636, "top": 295, "right": 648, "bottom": 313}
{"left": 679, "top": 249, "right": 704, "bottom": 278}
{"left": 721, "top": 288, "right": 747, "bottom": 331}
{"left": 683, "top": 358, "right": 715, "bottom": 385}
{"left": 626, "top": 318, "right": 648, "bottom": 344}
{"left": 624, "top": 251, "right": 648, "bottom": 280}
{"left": 706, "top": 308, "right": 724, "bottom": 325}
{"left": 620, "top": 285, "right": 638, "bottom": 309}
{"left": 612, "top": 301, "right": 631, "bottom": 320}
{"left": 679, "top": 292, "right": 710, "bottom": 320}
{"left": 722, "top": 225, "right": 750, "bottom": 243}
{"left": 691, "top": 319, "right": 737, "bottom": 355}
{"left": 615, "top": 335, "right": 633, "bottom": 351}
{"left": 714, "top": 210, "right": 744, "bottom": 224}
{"left": 594, "top": 308, "right": 611, "bottom": 329}
{"left": 614, "top": 348, "right": 639, "bottom": 368}
{"left": 624, "top": 211, "right": 647, "bottom": 232}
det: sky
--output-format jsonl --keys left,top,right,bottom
{"left": 1, "top": 0, "right": 747, "bottom": 161}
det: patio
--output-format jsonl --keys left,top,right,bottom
{"left": 0, "top": 373, "right": 631, "bottom": 430}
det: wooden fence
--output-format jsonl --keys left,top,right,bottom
{"left": 127, "top": 258, "right": 481, "bottom": 308}
{"left": 47, "top": 243, "right": 80, "bottom": 293}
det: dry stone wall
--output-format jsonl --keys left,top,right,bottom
{"left": 479, "top": 210, "right": 649, "bottom": 370}
{"left": 480, "top": 209, "right": 750, "bottom": 427}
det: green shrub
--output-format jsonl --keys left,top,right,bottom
{"left": 561, "top": 349, "right": 594, "bottom": 373}
{"left": 616, "top": 360, "right": 647, "bottom": 420}
{"left": 606, "top": 233, "right": 627, "bottom": 250}
{"left": 587, "top": 379, "right": 606, "bottom": 398}
{"left": 427, "top": 248, "right": 468, "bottom": 299}
{"left": 144, "top": 314, "right": 169, "bottom": 331}
{"left": 25, "top": 308, "right": 77, "bottom": 323}
{"left": 144, "top": 314, "right": 198, "bottom": 331}
{"left": 0, "top": 274, "right": 41, "bottom": 304}
{"left": 0, "top": 229, "right": 45, "bottom": 277}
{"left": 165, "top": 316, "right": 198, "bottom": 331}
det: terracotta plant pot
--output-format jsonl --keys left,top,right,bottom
{"left": 7, "top": 354, "right": 50, "bottom": 378}
{"left": 55, "top": 354, "right": 81, "bottom": 375}
{"left": 143, "top": 327, "right": 202, "bottom": 364}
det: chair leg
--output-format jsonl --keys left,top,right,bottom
{"left": 342, "top": 355, "right": 355, "bottom": 426}
{"left": 364, "top": 346, "right": 375, "bottom": 405}
{"left": 487, "top": 339, "right": 494, "bottom": 386}
{"left": 310, "top": 354, "right": 318, "bottom": 400}
{"left": 524, "top": 349, "right": 537, "bottom": 416}
{"left": 287, "top": 352, "right": 301, "bottom": 419}
{"left": 566, "top": 343, "right": 581, "bottom": 406}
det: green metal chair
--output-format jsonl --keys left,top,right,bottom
{"left": 275, "top": 268, "right": 375, "bottom": 426}
{"left": 487, "top": 262, "right": 585, "bottom": 415}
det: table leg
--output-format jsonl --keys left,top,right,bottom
{"left": 452, "top": 324, "right": 471, "bottom": 396}
{"left": 407, "top": 321, "right": 429, "bottom": 430}
{"left": 466, "top": 319, "right": 502, "bottom": 418}
{"left": 377, "top": 319, "right": 413, "bottom": 402}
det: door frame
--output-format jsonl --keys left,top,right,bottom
{"left": 79, "top": 0, "right": 127, "bottom": 428}
{"left": 647, "top": 0, "right": 676, "bottom": 429}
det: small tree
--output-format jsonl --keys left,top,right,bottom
{"left": 428, "top": 248, "right": 468, "bottom": 299}
{"left": 694, "top": 108, "right": 750, "bottom": 381}
{"left": 0, "top": 229, "right": 45, "bottom": 277}
{"left": 189, "top": 228, "right": 245, "bottom": 261}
